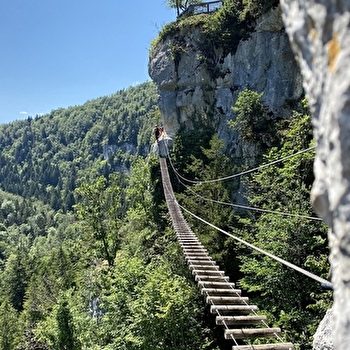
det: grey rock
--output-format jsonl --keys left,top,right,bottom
{"left": 280, "top": 0, "right": 350, "bottom": 348}
{"left": 148, "top": 5, "right": 303, "bottom": 153}
{"left": 313, "top": 309, "right": 334, "bottom": 350}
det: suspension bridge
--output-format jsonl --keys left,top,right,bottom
{"left": 159, "top": 156, "right": 294, "bottom": 350}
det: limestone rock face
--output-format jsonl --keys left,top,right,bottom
{"left": 148, "top": 6, "right": 303, "bottom": 150}
{"left": 313, "top": 309, "right": 334, "bottom": 350}
{"left": 280, "top": 0, "right": 350, "bottom": 348}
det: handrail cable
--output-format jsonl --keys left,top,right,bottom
{"left": 168, "top": 143, "right": 316, "bottom": 185}
{"left": 160, "top": 157, "right": 294, "bottom": 345}
{"left": 174, "top": 197, "right": 330, "bottom": 286}
{"left": 162, "top": 140, "right": 331, "bottom": 287}
{"left": 175, "top": 174, "right": 323, "bottom": 221}
{"left": 163, "top": 138, "right": 322, "bottom": 221}
{"left": 161, "top": 154, "right": 330, "bottom": 285}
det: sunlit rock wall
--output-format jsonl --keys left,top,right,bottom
{"left": 280, "top": 1, "right": 350, "bottom": 348}
{"left": 149, "top": 6, "right": 303, "bottom": 156}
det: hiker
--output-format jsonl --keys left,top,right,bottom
{"left": 154, "top": 125, "right": 161, "bottom": 142}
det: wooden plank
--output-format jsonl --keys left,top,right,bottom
{"left": 183, "top": 249, "right": 208, "bottom": 254}
{"left": 195, "top": 275, "right": 229, "bottom": 282}
{"left": 198, "top": 281, "right": 236, "bottom": 288}
{"left": 232, "top": 343, "right": 294, "bottom": 350}
{"left": 178, "top": 237, "right": 200, "bottom": 241}
{"left": 216, "top": 315, "right": 267, "bottom": 326}
{"left": 185, "top": 254, "right": 211, "bottom": 259}
{"left": 206, "top": 296, "right": 249, "bottom": 304}
{"left": 201, "top": 288, "right": 241, "bottom": 295}
{"left": 185, "top": 256, "right": 213, "bottom": 263}
{"left": 187, "top": 259, "right": 216, "bottom": 265}
{"left": 224, "top": 327, "right": 281, "bottom": 340}
{"left": 184, "top": 252, "right": 210, "bottom": 256}
{"left": 192, "top": 269, "right": 225, "bottom": 276}
{"left": 189, "top": 265, "right": 219, "bottom": 271}
{"left": 210, "top": 305, "right": 258, "bottom": 315}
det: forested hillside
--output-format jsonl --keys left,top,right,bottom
{"left": 0, "top": 82, "right": 225, "bottom": 350}
{"left": 0, "top": 82, "right": 158, "bottom": 211}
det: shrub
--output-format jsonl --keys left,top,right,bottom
{"left": 228, "top": 89, "right": 267, "bottom": 142}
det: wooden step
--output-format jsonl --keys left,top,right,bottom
{"left": 179, "top": 239, "right": 201, "bottom": 242}
{"left": 180, "top": 242, "right": 200, "bottom": 244}
{"left": 216, "top": 315, "right": 267, "bottom": 326}
{"left": 185, "top": 253, "right": 211, "bottom": 260}
{"left": 207, "top": 296, "right": 249, "bottom": 304}
{"left": 210, "top": 305, "right": 258, "bottom": 315}
{"left": 224, "top": 327, "right": 281, "bottom": 340}
{"left": 180, "top": 243, "right": 202, "bottom": 247}
{"left": 198, "top": 281, "right": 236, "bottom": 289}
{"left": 181, "top": 244, "right": 205, "bottom": 249}
{"left": 201, "top": 288, "right": 241, "bottom": 296}
{"left": 184, "top": 251, "right": 209, "bottom": 256}
{"left": 192, "top": 269, "right": 225, "bottom": 276}
{"left": 195, "top": 275, "right": 229, "bottom": 282}
{"left": 184, "top": 252, "right": 209, "bottom": 256}
{"left": 187, "top": 259, "right": 215, "bottom": 265}
{"left": 183, "top": 249, "right": 208, "bottom": 254}
{"left": 189, "top": 264, "right": 219, "bottom": 271}
{"left": 232, "top": 343, "right": 294, "bottom": 350}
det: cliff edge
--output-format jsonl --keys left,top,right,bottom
{"left": 149, "top": 5, "right": 303, "bottom": 152}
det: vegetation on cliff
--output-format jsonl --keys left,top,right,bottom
{"left": 152, "top": 0, "right": 280, "bottom": 59}
{"left": 169, "top": 91, "right": 332, "bottom": 349}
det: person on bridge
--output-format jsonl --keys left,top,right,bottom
{"left": 154, "top": 125, "right": 163, "bottom": 142}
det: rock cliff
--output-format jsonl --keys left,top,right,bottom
{"left": 281, "top": 0, "right": 350, "bottom": 348}
{"left": 149, "top": 5, "right": 303, "bottom": 157}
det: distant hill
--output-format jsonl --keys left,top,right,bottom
{"left": 0, "top": 82, "right": 159, "bottom": 210}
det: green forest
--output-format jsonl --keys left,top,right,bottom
{"left": 0, "top": 2, "right": 332, "bottom": 349}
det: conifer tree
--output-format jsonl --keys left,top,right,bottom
{"left": 56, "top": 298, "right": 81, "bottom": 350}
{"left": 0, "top": 297, "right": 22, "bottom": 349}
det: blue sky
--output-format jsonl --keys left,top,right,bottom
{"left": 0, "top": 0, "right": 175, "bottom": 124}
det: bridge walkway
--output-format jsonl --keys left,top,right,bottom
{"left": 159, "top": 157, "right": 294, "bottom": 350}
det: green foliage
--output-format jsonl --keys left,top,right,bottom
{"left": 0, "top": 82, "right": 158, "bottom": 210}
{"left": 152, "top": 1, "right": 246, "bottom": 68}
{"left": 56, "top": 297, "right": 81, "bottom": 350}
{"left": 202, "top": 0, "right": 246, "bottom": 56}
{"left": 228, "top": 89, "right": 272, "bottom": 143}
{"left": 0, "top": 81, "right": 225, "bottom": 349}
{"left": 153, "top": 0, "right": 279, "bottom": 63}
{"left": 234, "top": 111, "right": 331, "bottom": 348}
{"left": 241, "top": 0, "right": 279, "bottom": 20}
{"left": 92, "top": 253, "right": 213, "bottom": 350}
{"left": 74, "top": 173, "right": 126, "bottom": 266}
{"left": 171, "top": 126, "right": 214, "bottom": 187}
{"left": 0, "top": 297, "right": 22, "bottom": 349}
{"left": 175, "top": 135, "right": 241, "bottom": 280}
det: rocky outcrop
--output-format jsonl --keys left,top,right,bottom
{"left": 149, "top": 5, "right": 303, "bottom": 156}
{"left": 280, "top": 1, "right": 350, "bottom": 348}
{"left": 313, "top": 309, "right": 334, "bottom": 350}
